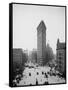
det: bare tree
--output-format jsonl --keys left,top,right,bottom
{"left": 43, "top": 44, "right": 54, "bottom": 65}
{"left": 31, "top": 49, "right": 37, "bottom": 64}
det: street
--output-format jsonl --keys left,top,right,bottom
{"left": 15, "top": 62, "right": 65, "bottom": 86}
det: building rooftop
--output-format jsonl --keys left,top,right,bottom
{"left": 57, "top": 42, "right": 66, "bottom": 50}
{"left": 37, "top": 20, "right": 46, "bottom": 31}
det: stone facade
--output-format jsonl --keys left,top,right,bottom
{"left": 56, "top": 39, "right": 66, "bottom": 74}
{"left": 13, "top": 48, "right": 23, "bottom": 66}
{"left": 37, "top": 20, "right": 46, "bottom": 65}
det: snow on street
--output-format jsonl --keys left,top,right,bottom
{"left": 16, "top": 62, "right": 65, "bottom": 86}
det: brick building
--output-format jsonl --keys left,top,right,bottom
{"left": 13, "top": 48, "right": 23, "bottom": 67}
{"left": 56, "top": 39, "right": 66, "bottom": 75}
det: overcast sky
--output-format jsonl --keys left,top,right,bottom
{"left": 13, "top": 4, "right": 65, "bottom": 54}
